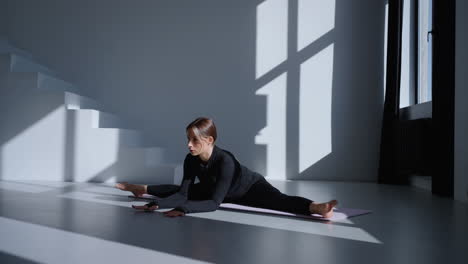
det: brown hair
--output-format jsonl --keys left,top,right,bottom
{"left": 186, "top": 117, "right": 217, "bottom": 142}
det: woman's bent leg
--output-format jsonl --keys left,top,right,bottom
{"left": 235, "top": 178, "right": 313, "bottom": 215}
{"left": 147, "top": 183, "right": 210, "bottom": 199}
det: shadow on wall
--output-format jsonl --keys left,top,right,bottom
{"left": 3, "top": 0, "right": 385, "bottom": 183}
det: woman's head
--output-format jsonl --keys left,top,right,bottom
{"left": 186, "top": 117, "right": 217, "bottom": 156}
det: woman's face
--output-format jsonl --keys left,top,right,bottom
{"left": 187, "top": 135, "right": 210, "bottom": 156}
{"left": 187, "top": 135, "right": 201, "bottom": 155}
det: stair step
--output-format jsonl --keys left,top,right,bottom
{"left": 2, "top": 73, "right": 147, "bottom": 141}
{"left": 122, "top": 146, "right": 167, "bottom": 166}
{"left": 0, "top": 72, "right": 66, "bottom": 113}
{"left": 114, "top": 128, "right": 143, "bottom": 147}
{"left": 81, "top": 147, "right": 172, "bottom": 183}
{"left": 3, "top": 70, "right": 79, "bottom": 94}
{"left": 0, "top": 37, "right": 33, "bottom": 59}
{"left": 72, "top": 109, "right": 144, "bottom": 146}
{"left": 0, "top": 53, "right": 58, "bottom": 77}
{"left": 65, "top": 94, "right": 133, "bottom": 129}
{"left": 10, "top": 53, "right": 58, "bottom": 77}
{"left": 97, "top": 111, "right": 133, "bottom": 129}
{"left": 69, "top": 110, "right": 152, "bottom": 181}
{"left": 0, "top": 54, "right": 16, "bottom": 73}
{"left": 65, "top": 92, "right": 102, "bottom": 111}
{"left": 37, "top": 72, "right": 79, "bottom": 93}
{"left": 121, "top": 164, "right": 180, "bottom": 185}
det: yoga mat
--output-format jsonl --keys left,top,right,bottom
{"left": 128, "top": 195, "right": 371, "bottom": 221}
{"left": 218, "top": 203, "right": 371, "bottom": 221}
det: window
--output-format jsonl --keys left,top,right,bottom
{"left": 399, "top": 0, "right": 415, "bottom": 108}
{"left": 417, "top": 0, "right": 433, "bottom": 103}
{"left": 397, "top": 0, "right": 433, "bottom": 109}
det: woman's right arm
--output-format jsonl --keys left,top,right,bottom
{"left": 153, "top": 155, "right": 194, "bottom": 208}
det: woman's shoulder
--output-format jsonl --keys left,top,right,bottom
{"left": 215, "top": 146, "right": 239, "bottom": 164}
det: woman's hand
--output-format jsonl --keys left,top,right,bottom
{"left": 163, "top": 210, "right": 186, "bottom": 217}
{"left": 132, "top": 204, "right": 185, "bottom": 217}
{"left": 132, "top": 202, "right": 158, "bottom": 212}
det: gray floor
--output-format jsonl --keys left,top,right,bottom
{"left": 0, "top": 179, "right": 466, "bottom": 264}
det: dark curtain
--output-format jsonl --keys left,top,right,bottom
{"left": 378, "top": 0, "right": 405, "bottom": 184}
{"left": 378, "top": 0, "right": 456, "bottom": 196}
{"left": 431, "top": 0, "right": 455, "bottom": 197}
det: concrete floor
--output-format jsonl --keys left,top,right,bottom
{"left": 0, "top": 179, "right": 466, "bottom": 264}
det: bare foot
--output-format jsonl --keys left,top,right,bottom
{"left": 309, "top": 200, "right": 338, "bottom": 218}
{"left": 115, "top": 182, "right": 146, "bottom": 197}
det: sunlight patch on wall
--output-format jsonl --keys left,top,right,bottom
{"left": 256, "top": 0, "right": 288, "bottom": 78}
{"left": 297, "top": 0, "right": 336, "bottom": 51}
{"left": 255, "top": 73, "right": 287, "bottom": 180}
{"left": 299, "top": 44, "right": 334, "bottom": 173}
{"left": 1, "top": 106, "right": 66, "bottom": 181}
{"left": 73, "top": 110, "right": 119, "bottom": 181}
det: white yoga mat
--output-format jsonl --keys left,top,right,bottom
{"left": 128, "top": 194, "right": 371, "bottom": 221}
{"left": 219, "top": 203, "right": 371, "bottom": 221}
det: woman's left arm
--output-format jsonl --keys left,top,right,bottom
{"left": 173, "top": 156, "right": 235, "bottom": 214}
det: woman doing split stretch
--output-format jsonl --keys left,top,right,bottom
{"left": 116, "top": 117, "right": 338, "bottom": 218}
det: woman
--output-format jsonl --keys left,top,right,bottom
{"left": 116, "top": 117, "right": 338, "bottom": 218}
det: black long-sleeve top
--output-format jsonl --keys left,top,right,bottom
{"left": 156, "top": 145, "right": 263, "bottom": 214}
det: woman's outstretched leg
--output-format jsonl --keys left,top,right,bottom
{"left": 309, "top": 200, "right": 338, "bottom": 218}
{"left": 115, "top": 182, "right": 180, "bottom": 198}
{"left": 236, "top": 177, "right": 338, "bottom": 218}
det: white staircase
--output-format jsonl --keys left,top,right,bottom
{"left": 0, "top": 38, "right": 182, "bottom": 184}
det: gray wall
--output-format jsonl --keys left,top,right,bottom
{"left": 3, "top": 0, "right": 386, "bottom": 181}
{"left": 0, "top": 0, "right": 6, "bottom": 35}
{"left": 455, "top": 0, "right": 468, "bottom": 203}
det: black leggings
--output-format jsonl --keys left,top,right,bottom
{"left": 147, "top": 177, "right": 312, "bottom": 215}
